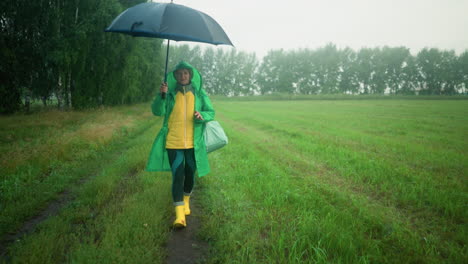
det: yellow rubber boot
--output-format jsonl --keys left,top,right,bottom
{"left": 184, "top": 195, "right": 191, "bottom": 215}
{"left": 173, "top": 205, "right": 186, "bottom": 228}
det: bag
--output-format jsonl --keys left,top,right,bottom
{"left": 204, "top": 121, "right": 228, "bottom": 153}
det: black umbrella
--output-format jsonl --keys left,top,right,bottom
{"left": 105, "top": 1, "right": 233, "bottom": 98}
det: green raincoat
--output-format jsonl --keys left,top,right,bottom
{"left": 146, "top": 61, "right": 215, "bottom": 176}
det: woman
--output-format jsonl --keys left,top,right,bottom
{"left": 146, "top": 61, "right": 215, "bottom": 228}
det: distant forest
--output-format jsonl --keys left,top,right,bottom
{"left": 1, "top": 0, "right": 467, "bottom": 114}
{"left": 169, "top": 44, "right": 468, "bottom": 97}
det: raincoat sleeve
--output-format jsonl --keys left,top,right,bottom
{"left": 196, "top": 90, "right": 215, "bottom": 123}
{"left": 151, "top": 94, "right": 166, "bottom": 116}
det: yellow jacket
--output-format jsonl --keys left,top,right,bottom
{"left": 147, "top": 61, "right": 216, "bottom": 176}
{"left": 166, "top": 85, "right": 194, "bottom": 149}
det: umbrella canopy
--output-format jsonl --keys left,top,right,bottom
{"left": 105, "top": 1, "right": 233, "bottom": 97}
{"left": 105, "top": 2, "right": 233, "bottom": 46}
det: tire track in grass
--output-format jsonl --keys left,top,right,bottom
{"left": 67, "top": 126, "right": 209, "bottom": 264}
{"left": 60, "top": 126, "right": 167, "bottom": 263}
{"left": 217, "top": 113, "right": 464, "bottom": 263}
{"left": 220, "top": 104, "right": 466, "bottom": 222}
{"left": 0, "top": 148, "right": 127, "bottom": 260}
{"left": 4, "top": 118, "right": 210, "bottom": 263}
{"left": 74, "top": 166, "right": 141, "bottom": 246}
{"left": 0, "top": 106, "right": 158, "bottom": 239}
{"left": 64, "top": 119, "right": 210, "bottom": 263}
{"left": 0, "top": 122, "right": 157, "bottom": 262}
{"left": 59, "top": 168, "right": 145, "bottom": 263}
{"left": 238, "top": 113, "right": 466, "bottom": 230}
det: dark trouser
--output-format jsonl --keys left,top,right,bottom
{"left": 167, "top": 148, "right": 196, "bottom": 206}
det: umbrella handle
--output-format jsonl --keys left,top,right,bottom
{"left": 161, "top": 40, "right": 170, "bottom": 99}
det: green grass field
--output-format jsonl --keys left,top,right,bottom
{"left": 1, "top": 99, "right": 467, "bottom": 263}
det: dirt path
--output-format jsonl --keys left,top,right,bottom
{"left": 1, "top": 171, "right": 210, "bottom": 264}
{"left": 1, "top": 132, "right": 210, "bottom": 263}
{"left": 0, "top": 149, "right": 126, "bottom": 261}
{"left": 0, "top": 189, "right": 72, "bottom": 260}
{"left": 166, "top": 195, "right": 209, "bottom": 264}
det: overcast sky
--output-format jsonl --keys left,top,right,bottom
{"left": 159, "top": 0, "right": 468, "bottom": 57}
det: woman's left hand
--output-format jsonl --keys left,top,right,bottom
{"left": 194, "top": 111, "right": 204, "bottom": 120}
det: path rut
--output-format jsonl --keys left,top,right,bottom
{"left": 166, "top": 195, "right": 209, "bottom": 264}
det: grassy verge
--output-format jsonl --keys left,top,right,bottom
{"left": 0, "top": 105, "right": 153, "bottom": 236}
{"left": 198, "top": 99, "right": 467, "bottom": 263}
{"left": 211, "top": 94, "right": 468, "bottom": 102}
{"left": 1, "top": 104, "right": 175, "bottom": 263}
{"left": 6, "top": 123, "right": 173, "bottom": 263}
{"left": 2, "top": 99, "right": 466, "bottom": 263}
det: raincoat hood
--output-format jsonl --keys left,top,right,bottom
{"left": 167, "top": 61, "right": 202, "bottom": 93}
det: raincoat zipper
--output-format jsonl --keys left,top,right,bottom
{"left": 183, "top": 86, "right": 187, "bottom": 148}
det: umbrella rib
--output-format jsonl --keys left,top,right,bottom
{"left": 158, "top": 3, "right": 170, "bottom": 34}
{"left": 196, "top": 12, "right": 215, "bottom": 43}
{"left": 195, "top": 11, "right": 233, "bottom": 46}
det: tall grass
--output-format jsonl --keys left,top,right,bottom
{"left": 0, "top": 105, "right": 153, "bottom": 237}
{"left": 199, "top": 99, "right": 467, "bottom": 263}
{"left": 7, "top": 125, "right": 172, "bottom": 263}
{"left": 2, "top": 99, "right": 466, "bottom": 263}
{"left": 2, "top": 104, "right": 176, "bottom": 263}
{"left": 211, "top": 93, "right": 468, "bottom": 102}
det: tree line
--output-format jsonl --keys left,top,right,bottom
{"left": 1, "top": 0, "right": 163, "bottom": 114}
{"left": 168, "top": 44, "right": 468, "bottom": 96}
{"left": 2, "top": 1, "right": 467, "bottom": 114}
